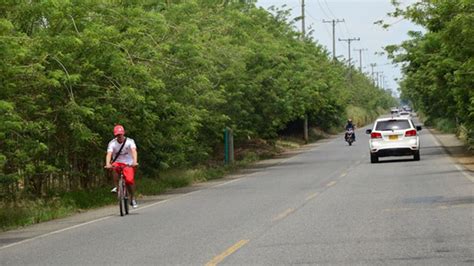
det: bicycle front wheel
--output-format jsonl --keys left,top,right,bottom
{"left": 124, "top": 193, "right": 129, "bottom": 215}
{"left": 119, "top": 179, "right": 126, "bottom": 216}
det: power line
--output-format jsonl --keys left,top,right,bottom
{"left": 342, "top": 20, "right": 352, "bottom": 39}
{"left": 316, "top": 0, "right": 332, "bottom": 19}
{"left": 317, "top": 0, "right": 345, "bottom": 55}
{"left": 323, "top": 0, "right": 338, "bottom": 19}
{"left": 306, "top": 12, "right": 332, "bottom": 39}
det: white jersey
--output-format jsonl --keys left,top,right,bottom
{"left": 107, "top": 137, "right": 137, "bottom": 165}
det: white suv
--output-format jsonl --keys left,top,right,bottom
{"left": 366, "top": 117, "right": 422, "bottom": 163}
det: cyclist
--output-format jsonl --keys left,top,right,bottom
{"left": 105, "top": 125, "right": 139, "bottom": 208}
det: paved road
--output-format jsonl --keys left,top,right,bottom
{"left": 1, "top": 125, "right": 473, "bottom": 265}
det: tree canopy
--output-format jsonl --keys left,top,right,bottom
{"left": 0, "top": 0, "right": 395, "bottom": 199}
{"left": 385, "top": 0, "right": 473, "bottom": 145}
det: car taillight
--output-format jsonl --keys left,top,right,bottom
{"left": 371, "top": 132, "right": 382, "bottom": 139}
{"left": 405, "top": 129, "right": 417, "bottom": 137}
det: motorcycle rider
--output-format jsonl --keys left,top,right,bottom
{"left": 345, "top": 119, "right": 356, "bottom": 141}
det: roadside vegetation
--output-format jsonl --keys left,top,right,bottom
{"left": 0, "top": 138, "right": 303, "bottom": 231}
{"left": 0, "top": 0, "right": 395, "bottom": 230}
{"left": 384, "top": 0, "right": 473, "bottom": 148}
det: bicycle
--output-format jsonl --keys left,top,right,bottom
{"left": 112, "top": 165, "right": 130, "bottom": 216}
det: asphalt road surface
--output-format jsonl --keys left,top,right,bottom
{"left": 1, "top": 125, "right": 473, "bottom": 265}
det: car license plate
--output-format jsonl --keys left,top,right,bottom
{"left": 389, "top": 135, "right": 398, "bottom": 140}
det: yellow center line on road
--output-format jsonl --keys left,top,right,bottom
{"left": 205, "top": 239, "right": 249, "bottom": 266}
{"left": 382, "top": 207, "right": 414, "bottom": 212}
{"left": 272, "top": 208, "right": 295, "bottom": 222}
{"left": 326, "top": 181, "right": 337, "bottom": 187}
{"left": 305, "top": 192, "right": 319, "bottom": 201}
{"left": 383, "top": 204, "right": 472, "bottom": 213}
{"left": 439, "top": 204, "right": 472, "bottom": 209}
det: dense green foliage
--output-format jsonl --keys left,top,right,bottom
{"left": 385, "top": 0, "right": 473, "bottom": 146}
{"left": 0, "top": 0, "right": 395, "bottom": 201}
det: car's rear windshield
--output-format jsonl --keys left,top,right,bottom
{"left": 375, "top": 120, "right": 411, "bottom": 131}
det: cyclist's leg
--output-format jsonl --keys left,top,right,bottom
{"left": 112, "top": 171, "right": 119, "bottom": 188}
{"left": 111, "top": 162, "right": 125, "bottom": 189}
{"left": 123, "top": 167, "right": 136, "bottom": 202}
{"left": 128, "top": 184, "right": 136, "bottom": 200}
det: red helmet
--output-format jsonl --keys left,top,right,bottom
{"left": 113, "top": 125, "right": 125, "bottom": 136}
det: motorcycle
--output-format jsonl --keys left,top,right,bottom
{"left": 345, "top": 129, "right": 355, "bottom": 146}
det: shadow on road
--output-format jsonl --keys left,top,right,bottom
{"left": 0, "top": 237, "right": 27, "bottom": 245}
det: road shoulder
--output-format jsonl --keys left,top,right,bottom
{"left": 427, "top": 127, "right": 474, "bottom": 173}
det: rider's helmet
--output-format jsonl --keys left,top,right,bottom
{"left": 348, "top": 118, "right": 352, "bottom": 123}
{"left": 113, "top": 125, "right": 125, "bottom": 136}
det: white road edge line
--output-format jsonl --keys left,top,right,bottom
{"left": 431, "top": 138, "right": 441, "bottom": 147}
{"left": 0, "top": 173, "right": 251, "bottom": 251}
{"left": 455, "top": 164, "right": 474, "bottom": 183}
{"left": 0, "top": 216, "right": 112, "bottom": 250}
{"left": 428, "top": 131, "right": 473, "bottom": 183}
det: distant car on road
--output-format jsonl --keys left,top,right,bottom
{"left": 399, "top": 111, "right": 411, "bottom": 118}
{"left": 366, "top": 117, "right": 422, "bottom": 163}
{"left": 390, "top": 108, "right": 399, "bottom": 116}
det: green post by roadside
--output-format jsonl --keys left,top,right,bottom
{"left": 224, "top": 127, "right": 234, "bottom": 164}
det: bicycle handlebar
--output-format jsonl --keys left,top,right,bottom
{"left": 105, "top": 164, "right": 138, "bottom": 170}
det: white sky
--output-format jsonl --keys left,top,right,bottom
{"left": 256, "top": 0, "right": 423, "bottom": 97}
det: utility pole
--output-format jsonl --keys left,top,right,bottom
{"left": 301, "top": 0, "right": 308, "bottom": 143}
{"left": 339, "top": 37, "right": 360, "bottom": 82}
{"left": 353, "top": 48, "right": 367, "bottom": 71}
{"left": 370, "top": 63, "right": 376, "bottom": 84}
{"left": 301, "top": 0, "right": 305, "bottom": 38}
{"left": 338, "top": 38, "right": 360, "bottom": 69}
{"left": 374, "top": 71, "right": 383, "bottom": 88}
{"left": 374, "top": 71, "right": 380, "bottom": 87}
{"left": 323, "top": 19, "right": 344, "bottom": 61}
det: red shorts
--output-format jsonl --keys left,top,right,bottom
{"left": 112, "top": 162, "right": 135, "bottom": 185}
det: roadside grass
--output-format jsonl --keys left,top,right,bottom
{"left": 346, "top": 105, "right": 370, "bottom": 127}
{"left": 0, "top": 188, "right": 115, "bottom": 231}
{"left": 458, "top": 124, "right": 474, "bottom": 150}
{"left": 346, "top": 105, "right": 384, "bottom": 128}
{"left": 433, "top": 118, "right": 457, "bottom": 133}
{"left": 418, "top": 112, "right": 472, "bottom": 150}
{"left": 420, "top": 114, "right": 456, "bottom": 134}
{"left": 1, "top": 137, "right": 306, "bottom": 231}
